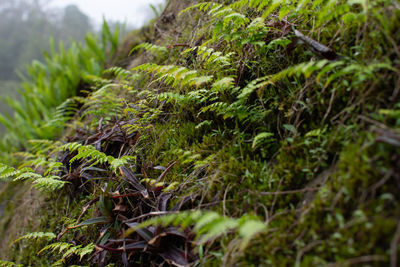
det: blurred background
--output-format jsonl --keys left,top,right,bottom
{"left": 0, "top": 0, "right": 164, "bottom": 124}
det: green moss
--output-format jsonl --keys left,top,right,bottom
{"left": 1, "top": 0, "right": 400, "bottom": 265}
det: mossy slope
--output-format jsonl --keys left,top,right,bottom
{"left": 1, "top": 0, "right": 400, "bottom": 266}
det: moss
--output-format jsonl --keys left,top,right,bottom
{"left": 1, "top": 0, "right": 400, "bottom": 265}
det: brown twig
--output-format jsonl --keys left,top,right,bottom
{"left": 167, "top": 44, "right": 190, "bottom": 49}
{"left": 327, "top": 255, "right": 386, "bottom": 266}
{"left": 156, "top": 161, "right": 178, "bottom": 182}
{"left": 293, "top": 27, "right": 340, "bottom": 60}
{"left": 391, "top": 221, "right": 400, "bottom": 267}
{"left": 322, "top": 89, "right": 336, "bottom": 125}
{"left": 251, "top": 187, "right": 321, "bottom": 196}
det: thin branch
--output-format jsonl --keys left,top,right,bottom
{"left": 251, "top": 187, "right": 321, "bottom": 196}
{"left": 293, "top": 27, "right": 340, "bottom": 60}
{"left": 391, "top": 221, "right": 400, "bottom": 267}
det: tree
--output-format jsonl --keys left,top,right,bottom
{"left": 60, "top": 4, "right": 91, "bottom": 43}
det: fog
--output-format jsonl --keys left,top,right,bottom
{"left": 0, "top": 0, "right": 166, "bottom": 123}
{"left": 47, "top": 0, "right": 165, "bottom": 28}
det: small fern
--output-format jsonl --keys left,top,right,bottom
{"left": 133, "top": 63, "right": 214, "bottom": 90}
{"left": 0, "top": 163, "right": 20, "bottom": 181}
{"left": 13, "top": 232, "right": 56, "bottom": 244}
{"left": 252, "top": 132, "right": 275, "bottom": 149}
{"left": 0, "top": 160, "right": 66, "bottom": 192}
{"left": 38, "top": 242, "right": 95, "bottom": 261}
{"left": 0, "top": 260, "right": 22, "bottom": 267}
{"left": 33, "top": 176, "right": 66, "bottom": 192}
{"left": 80, "top": 83, "right": 125, "bottom": 123}
{"left": 131, "top": 42, "right": 168, "bottom": 57}
{"left": 129, "top": 210, "right": 267, "bottom": 249}
{"left": 62, "top": 142, "right": 135, "bottom": 172}
{"left": 46, "top": 97, "right": 83, "bottom": 128}
{"left": 104, "top": 66, "right": 132, "bottom": 80}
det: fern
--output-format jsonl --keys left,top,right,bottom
{"left": 13, "top": 232, "right": 56, "bottom": 244}
{"left": 62, "top": 143, "right": 135, "bottom": 172}
{"left": 62, "top": 142, "right": 82, "bottom": 153}
{"left": 0, "top": 163, "right": 20, "bottom": 181}
{"left": 33, "top": 176, "right": 66, "bottom": 192}
{"left": 211, "top": 77, "right": 236, "bottom": 93}
{"left": 234, "top": 60, "right": 394, "bottom": 104}
{"left": 0, "top": 158, "right": 66, "bottom": 192}
{"left": 81, "top": 83, "right": 125, "bottom": 122}
{"left": 133, "top": 63, "right": 214, "bottom": 90}
{"left": 69, "top": 145, "right": 109, "bottom": 165}
{"left": 179, "top": 2, "right": 219, "bottom": 16}
{"left": 38, "top": 242, "right": 95, "bottom": 262}
{"left": 0, "top": 20, "right": 120, "bottom": 155}
{"left": 46, "top": 97, "right": 83, "bottom": 127}
{"left": 14, "top": 171, "right": 43, "bottom": 181}
{"left": 129, "top": 211, "right": 266, "bottom": 248}
{"left": 131, "top": 43, "right": 168, "bottom": 57}
{"left": 104, "top": 66, "right": 132, "bottom": 80}
{"left": 252, "top": 132, "right": 275, "bottom": 149}
{"left": 0, "top": 261, "right": 22, "bottom": 267}
{"left": 190, "top": 46, "right": 235, "bottom": 71}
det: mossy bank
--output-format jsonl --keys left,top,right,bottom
{"left": 0, "top": 0, "right": 400, "bottom": 266}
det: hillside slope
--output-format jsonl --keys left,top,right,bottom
{"left": 1, "top": 0, "right": 400, "bottom": 266}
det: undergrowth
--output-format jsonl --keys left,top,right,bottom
{"left": 0, "top": 0, "right": 399, "bottom": 266}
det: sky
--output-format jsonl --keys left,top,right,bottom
{"left": 47, "top": 0, "right": 165, "bottom": 28}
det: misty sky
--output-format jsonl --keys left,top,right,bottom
{"left": 48, "top": 0, "right": 165, "bottom": 27}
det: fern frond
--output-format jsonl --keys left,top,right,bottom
{"left": 38, "top": 242, "right": 94, "bottom": 261}
{"left": 131, "top": 43, "right": 168, "bottom": 57}
{"left": 104, "top": 66, "right": 132, "bottom": 80}
{"left": 178, "top": 2, "right": 219, "bottom": 16}
{"left": 63, "top": 143, "right": 133, "bottom": 172}
{"left": 133, "top": 63, "right": 214, "bottom": 89}
{"left": 252, "top": 132, "right": 275, "bottom": 149}
{"left": 46, "top": 97, "right": 82, "bottom": 127}
{"left": 109, "top": 155, "right": 136, "bottom": 173}
{"left": 14, "top": 171, "right": 42, "bottom": 181}
{"left": 0, "top": 163, "right": 20, "bottom": 180}
{"left": 158, "top": 92, "right": 195, "bottom": 105}
{"left": 129, "top": 211, "right": 266, "bottom": 248}
{"left": 81, "top": 83, "right": 125, "bottom": 122}
{"left": 38, "top": 242, "right": 73, "bottom": 255}
{"left": 61, "top": 142, "right": 82, "bottom": 153}
{"left": 69, "top": 145, "right": 108, "bottom": 165}
{"left": 13, "top": 232, "right": 56, "bottom": 244}
{"left": 211, "top": 77, "right": 235, "bottom": 91}
{"left": 75, "top": 243, "right": 95, "bottom": 260}
{"left": 0, "top": 260, "right": 23, "bottom": 267}
{"left": 33, "top": 176, "right": 66, "bottom": 192}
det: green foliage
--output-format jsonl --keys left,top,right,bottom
{"left": 38, "top": 242, "right": 94, "bottom": 262}
{"left": 62, "top": 142, "right": 135, "bottom": 172}
{"left": 0, "top": 260, "right": 22, "bottom": 267}
{"left": 2, "top": 0, "right": 400, "bottom": 266}
{"left": 13, "top": 233, "right": 94, "bottom": 266}
{"left": 80, "top": 83, "right": 125, "bottom": 124}
{"left": 0, "top": 164, "right": 20, "bottom": 180}
{"left": 131, "top": 42, "right": 168, "bottom": 57}
{"left": 13, "top": 232, "right": 56, "bottom": 244}
{"left": 0, "top": 141, "right": 68, "bottom": 192}
{"left": 0, "top": 21, "right": 121, "bottom": 162}
{"left": 33, "top": 176, "right": 66, "bottom": 192}
{"left": 131, "top": 210, "right": 267, "bottom": 248}
{"left": 0, "top": 1, "right": 92, "bottom": 81}
{"left": 252, "top": 132, "right": 275, "bottom": 149}
{"left": 133, "top": 63, "right": 214, "bottom": 89}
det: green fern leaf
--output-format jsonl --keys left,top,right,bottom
{"left": 252, "top": 132, "right": 275, "bottom": 149}
{"left": 13, "top": 232, "right": 56, "bottom": 244}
